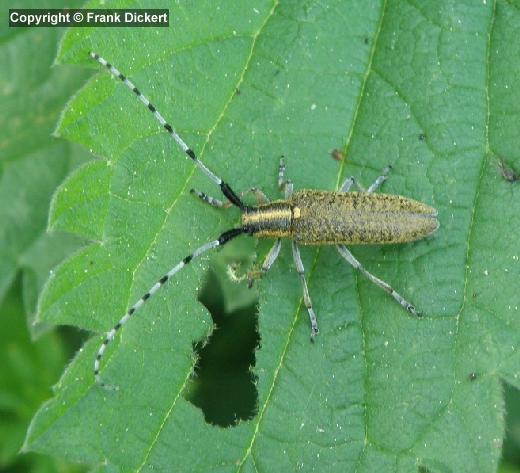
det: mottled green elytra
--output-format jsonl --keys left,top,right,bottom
{"left": 244, "top": 190, "right": 438, "bottom": 244}
{"left": 90, "top": 51, "right": 439, "bottom": 390}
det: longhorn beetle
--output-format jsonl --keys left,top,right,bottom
{"left": 90, "top": 52, "right": 439, "bottom": 389}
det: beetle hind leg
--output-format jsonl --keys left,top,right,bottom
{"left": 336, "top": 245, "right": 419, "bottom": 316}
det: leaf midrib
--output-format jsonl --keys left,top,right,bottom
{"left": 238, "top": 0, "right": 388, "bottom": 469}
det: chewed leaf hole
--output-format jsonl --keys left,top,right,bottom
{"left": 184, "top": 269, "right": 259, "bottom": 427}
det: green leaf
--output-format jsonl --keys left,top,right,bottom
{"left": 26, "top": 1, "right": 520, "bottom": 472}
{"left": 0, "top": 14, "right": 92, "bottom": 332}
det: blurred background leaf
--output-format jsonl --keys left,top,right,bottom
{"left": 0, "top": 2, "right": 91, "bottom": 333}
{"left": 0, "top": 277, "right": 85, "bottom": 473}
{"left": 0, "top": 0, "right": 91, "bottom": 471}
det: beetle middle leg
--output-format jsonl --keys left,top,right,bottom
{"left": 278, "top": 158, "right": 319, "bottom": 337}
{"left": 339, "top": 165, "right": 392, "bottom": 193}
{"left": 367, "top": 165, "right": 392, "bottom": 193}
{"left": 292, "top": 241, "right": 319, "bottom": 339}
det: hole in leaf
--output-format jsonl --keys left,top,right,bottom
{"left": 502, "top": 382, "right": 520, "bottom": 467}
{"left": 185, "top": 268, "right": 259, "bottom": 427}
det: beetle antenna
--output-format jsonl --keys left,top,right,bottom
{"left": 89, "top": 51, "right": 245, "bottom": 209}
{"left": 94, "top": 227, "right": 246, "bottom": 389}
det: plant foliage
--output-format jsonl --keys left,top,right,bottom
{"left": 25, "top": 1, "right": 520, "bottom": 472}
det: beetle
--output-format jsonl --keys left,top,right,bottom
{"left": 89, "top": 52, "right": 438, "bottom": 389}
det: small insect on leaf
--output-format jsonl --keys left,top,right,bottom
{"left": 330, "top": 148, "right": 344, "bottom": 161}
{"left": 497, "top": 157, "right": 519, "bottom": 183}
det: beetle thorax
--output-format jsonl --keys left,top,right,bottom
{"left": 241, "top": 201, "right": 294, "bottom": 238}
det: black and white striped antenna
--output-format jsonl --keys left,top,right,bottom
{"left": 89, "top": 52, "right": 248, "bottom": 388}
{"left": 89, "top": 52, "right": 245, "bottom": 209}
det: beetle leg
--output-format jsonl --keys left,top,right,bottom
{"left": 190, "top": 189, "right": 227, "bottom": 208}
{"left": 367, "top": 165, "right": 392, "bottom": 193}
{"left": 243, "top": 238, "right": 282, "bottom": 288}
{"left": 284, "top": 180, "right": 294, "bottom": 198}
{"left": 338, "top": 175, "right": 365, "bottom": 192}
{"left": 336, "top": 245, "right": 419, "bottom": 316}
{"left": 236, "top": 187, "right": 270, "bottom": 205}
{"left": 191, "top": 187, "right": 269, "bottom": 208}
{"left": 278, "top": 157, "right": 294, "bottom": 198}
{"left": 339, "top": 176, "right": 355, "bottom": 192}
{"left": 291, "top": 241, "right": 319, "bottom": 340}
{"left": 278, "top": 157, "right": 286, "bottom": 189}
{"left": 339, "top": 165, "right": 392, "bottom": 194}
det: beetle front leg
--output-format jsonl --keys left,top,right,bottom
{"left": 191, "top": 187, "right": 269, "bottom": 208}
{"left": 228, "top": 239, "right": 282, "bottom": 288}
